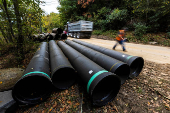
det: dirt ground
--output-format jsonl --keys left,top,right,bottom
{"left": 0, "top": 37, "right": 167, "bottom": 113}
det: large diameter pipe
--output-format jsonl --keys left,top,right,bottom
{"left": 61, "top": 33, "right": 67, "bottom": 40}
{"left": 49, "top": 40, "right": 76, "bottom": 89}
{"left": 57, "top": 41, "right": 121, "bottom": 106}
{"left": 48, "top": 33, "right": 55, "bottom": 40}
{"left": 73, "top": 39, "right": 144, "bottom": 78}
{"left": 12, "top": 42, "right": 53, "bottom": 105}
{"left": 52, "top": 28, "right": 63, "bottom": 34}
{"left": 65, "top": 40, "right": 130, "bottom": 84}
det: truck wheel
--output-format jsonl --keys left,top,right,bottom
{"left": 87, "top": 35, "right": 91, "bottom": 39}
{"left": 77, "top": 32, "right": 81, "bottom": 39}
{"left": 71, "top": 33, "right": 74, "bottom": 38}
{"left": 74, "top": 33, "right": 77, "bottom": 38}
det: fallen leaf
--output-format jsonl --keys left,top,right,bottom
{"left": 60, "top": 108, "right": 64, "bottom": 112}
{"left": 0, "top": 81, "right": 2, "bottom": 84}
{"left": 67, "top": 100, "right": 71, "bottom": 104}
{"left": 113, "top": 105, "right": 118, "bottom": 112}
{"left": 48, "top": 107, "right": 53, "bottom": 112}
{"left": 103, "top": 109, "right": 107, "bottom": 113}
{"left": 148, "top": 102, "right": 150, "bottom": 105}
{"left": 53, "top": 101, "right": 57, "bottom": 108}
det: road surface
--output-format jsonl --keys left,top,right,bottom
{"left": 68, "top": 37, "right": 170, "bottom": 64}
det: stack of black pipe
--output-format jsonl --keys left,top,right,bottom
{"left": 57, "top": 41, "right": 121, "bottom": 106}
{"left": 12, "top": 41, "right": 77, "bottom": 105}
{"left": 48, "top": 28, "right": 67, "bottom": 40}
{"left": 57, "top": 39, "right": 144, "bottom": 106}
{"left": 31, "top": 34, "right": 47, "bottom": 42}
{"left": 65, "top": 40, "right": 130, "bottom": 84}
{"left": 12, "top": 39, "right": 144, "bottom": 108}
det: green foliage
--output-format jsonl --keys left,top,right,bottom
{"left": 108, "top": 8, "right": 127, "bottom": 21}
{"left": 42, "top": 12, "right": 63, "bottom": 32}
{"left": 57, "top": 0, "right": 79, "bottom": 24}
{"left": 107, "top": 8, "right": 128, "bottom": 30}
{"left": 133, "top": 23, "right": 148, "bottom": 38}
{"left": 92, "top": 30, "right": 103, "bottom": 35}
{"left": 167, "top": 32, "right": 170, "bottom": 39}
{"left": 88, "top": 7, "right": 111, "bottom": 31}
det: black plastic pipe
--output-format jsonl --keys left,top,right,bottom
{"left": 57, "top": 41, "right": 121, "bottom": 106}
{"left": 49, "top": 40, "right": 76, "bottom": 89}
{"left": 39, "top": 34, "right": 46, "bottom": 42}
{"left": 61, "top": 33, "right": 67, "bottom": 40}
{"left": 12, "top": 42, "right": 53, "bottom": 105}
{"left": 52, "top": 28, "right": 63, "bottom": 34}
{"left": 65, "top": 40, "right": 130, "bottom": 84}
{"left": 48, "top": 33, "right": 55, "bottom": 40}
{"left": 73, "top": 39, "right": 144, "bottom": 78}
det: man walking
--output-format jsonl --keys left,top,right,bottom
{"left": 113, "top": 28, "right": 127, "bottom": 52}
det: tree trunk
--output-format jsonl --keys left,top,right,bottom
{"left": 0, "top": 26, "right": 8, "bottom": 43}
{"left": 12, "top": 0, "right": 24, "bottom": 64}
{"left": 2, "top": 0, "right": 15, "bottom": 42}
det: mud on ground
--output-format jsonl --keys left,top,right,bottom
{"left": 14, "top": 60, "right": 170, "bottom": 113}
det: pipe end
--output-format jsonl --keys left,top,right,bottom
{"left": 128, "top": 57, "right": 144, "bottom": 78}
{"left": 12, "top": 74, "right": 53, "bottom": 105}
{"left": 90, "top": 72, "right": 121, "bottom": 106}
{"left": 52, "top": 67, "right": 76, "bottom": 90}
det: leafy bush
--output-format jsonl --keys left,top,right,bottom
{"left": 108, "top": 8, "right": 128, "bottom": 21}
{"left": 90, "top": 7, "right": 111, "bottom": 31}
{"left": 167, "top": 32, "right": 170, "bottom": 39}
{"left": 92, "top": 30, "right": 103, "bottom": 35}
{"left": 133, "top": 23, "right": 148, "bottom": 39}
{"left": 107, "top": 8, "right": 128, "bottom": 30}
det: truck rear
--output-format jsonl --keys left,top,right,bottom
{"left": 67, "top": 20, "right": 93, "bottom": 39}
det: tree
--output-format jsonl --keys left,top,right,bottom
{"left": 12, "top": 0, "right": 24, "bottom": 64}
{"left": 42, "top": 12, "right": 63, "bottom": 32}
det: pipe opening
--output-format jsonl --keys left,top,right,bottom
{"left": 52, "top": 67, "right": 76, "bottom": 89}
{"left": 129, "top": 57, "right": 144, "bottom": 78}
{"left": 92, "top": 75, "right": 120, "bottom": 106}
{"left": 13, "top": 75, "right": 52, "bottom": 105}
{"left": 114, "top": 64, "right": 130, "bottom": 84}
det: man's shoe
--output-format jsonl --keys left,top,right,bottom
{"left": 123, "top": 50, "right": 127, "bottom": 52}
{"left": 112, "top": 48, "right": 115, "bottom": 50}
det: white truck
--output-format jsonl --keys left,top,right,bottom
{"left": 66, "top": 20, "right": 93, "bottom": 39}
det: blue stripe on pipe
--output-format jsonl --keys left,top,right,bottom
{"left": 87, "top": 70, "right": 108, "bottom": 94}
{"left": 22, "top": 71, "right": 50, "bottom": 78}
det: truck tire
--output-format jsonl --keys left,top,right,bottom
{"left": 74, "top": 33, "right": 77, "bottom": 38}
{"left": 86, "top": 33, "right": 91, "bottom": 39}
{"left": 71, "top": 33, "right": 74, "bottom": 38}
{"left": 87, "top": 35, "right": 91, "bottom": 39}
{"left": 76, "top": 32, "right": 81, "bottom": 39}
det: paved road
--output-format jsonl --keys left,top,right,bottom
{"left": 68, "top": 37, "right": 170, "bottom": 64}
